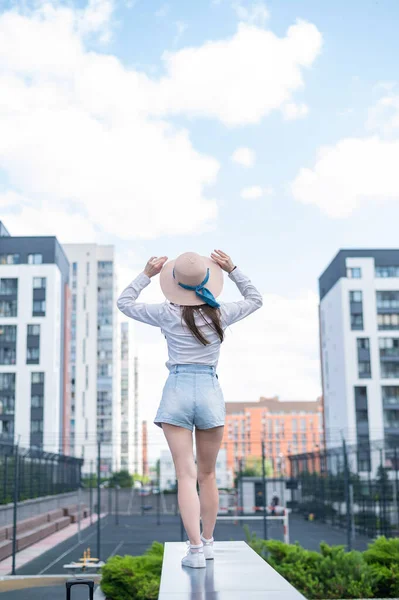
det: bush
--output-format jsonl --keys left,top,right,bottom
{"left": 363, "top": 536, "right": 399, "bottom": 598}
{"left": 244, "top": 526, "right": 399, "bottom": 599}
{"left": 101, "top": 542, "right": 164, "bottom": 600}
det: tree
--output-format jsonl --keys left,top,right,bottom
{"left": 108, "top": 470, "right": 134, "bottom": 488}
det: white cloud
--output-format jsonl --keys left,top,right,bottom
{"left": 149, "top": 20, "right": 322, "bottom": 126}
{"left": 291, "top": 92, "right": 399, "bottom": 218}
{"left": 291, "top": 136, "right": 399, "bottom": 218}
{"left": 281, "top": 102, "right": 309, "bottom": 120}
{"left": 231, "top": 146, "right": 255, "bottom": 167}
{"left": 0, "top": 3, "right": 219, "bottom": 240}
{"left": 240, "top": 186, "right": 263, "bottom": 199}
{"left": 0, "top": 2, "right": 320, "bottom": 241}
{"left": 78, "top": 0, "right": 115, "bottom": 39}
{"left": 240, "top": 185, "right": 273, "bottom": 199}
{"left": 232, "top": 1, "right": 269, "bottom": 26}
{"left": 367, "top": 93, "right": 399, "bottom": 134}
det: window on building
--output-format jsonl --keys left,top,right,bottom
{"left": 354, "top": 386, "right": 371, "bottom": 470}
{"left": 384, "top": 409, "right": 399, "bottom": 430}
{"left": 377, "top": 291, "right": 399, "bottom": 310}
{"left": 0, "top": 325, "right": 16, "bottom": 342}
{"left": 33, "top": 278, "right": 46, "bottom": 290}
{"left": 347, "top": 267, "right": 362, "bottom": 279}
{"left": 377, "top": 313, "right": 399, "bottom": 330}
{"left": 292, "top": 419, "right": 297, "bottom": 432}
{"left": 0, "top": 395, "right": 15, "bottom": 414}
{"left": 31, "top": 419, "right": 43, "bottom": 433}
{"left": 32, "top": 300, "right": 46, "bottom": 316}
{"left": 27, "top": 347, "right": 40, "bottom": 363}
{"left": 31, "top": 395, "right": 43, "bottom": 408}
{"left": 0, "top": 300, "right": 17, "bottom": 317}
{"left": 350, "top": 291, "right": 364, "bottom": 331}
{"left": 72, "top": 262, "right": 77, "bottom": 275}
{"left": 28, "top": 254, "right": 43, "bottom": 265}
{"left": 300, "top": 418, "right": 306, "bottom": 431}
{"left": 357, "top": 337, "right": 371, "bottom": 379}
{"left": 0, "top": 254, "right": 20, "bottom": 265}
{"left": 382, "top": 386, "right": 399, "bottom": 406}
{"left": 31, "top": 372, "right": 44, "bottom": 384}
{"left": 376, "top": 266, "right": 399, "bottom": 278}
{"left": 0, "top": 347, "right": 16, "bottom": 365}
{"left": 350, "top": 291, "right": 363, "bottom": 303}
{"left": 86, "top": 262, "right": 90, "bottom": 285}
{"left": 28, "top": 324, "right": 40, "bottom": 336}
{"left": 0, "top": 373, "right": 15, "bottom": 391}
{"left": 0, "top": 279, "right": 18, "bottom": 295}
{"left": 0, "top": 420, "right": 14, "bottom": 435}
{"left": 357, "top": 338, "right": 369, "bottom": 350}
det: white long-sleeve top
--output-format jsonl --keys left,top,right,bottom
{"left": 116, "top": 267, "right": 263, "bottom": 370}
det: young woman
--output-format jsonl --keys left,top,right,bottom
{"left": 117, "top": 249, "right": 263, "bottom": 568}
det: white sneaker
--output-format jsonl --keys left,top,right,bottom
{"left": 200, "top": 534, "right": 214, "bottom": 560}
{"left": 182, "top": 542, "right": 206, "bottom": 568}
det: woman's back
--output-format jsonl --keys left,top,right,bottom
{"left": 116, "top": 266, "right": 263, "bottom": 370}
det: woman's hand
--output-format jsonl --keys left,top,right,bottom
{"left": 144, "top": 256, "right": 168, "bottom": 278}
{"left": 210, "top": 249, "right": 235, "bottom": 273}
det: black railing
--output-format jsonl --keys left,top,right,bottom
{"left": 0, "top": 440, "right": 83, "bottom": 504}
{"left": 288, "top": 439, "right": 399, "bottom": 547}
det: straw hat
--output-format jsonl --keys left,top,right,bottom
{"left": 160, "top": 252, "right": 224, "bottom": 306}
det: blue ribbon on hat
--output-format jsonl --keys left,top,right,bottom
{"left": 173, "top": 267, "right": 220, "bottom": 308}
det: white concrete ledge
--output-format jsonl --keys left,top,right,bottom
{"left": 158, "top": 541, "right": 306, "bottom": 599}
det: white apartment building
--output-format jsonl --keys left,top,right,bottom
{"left": 63, "top": 244, "right": 120, "bottom": 475}
{"left": 120, "top": 321, "right": 137, "bottom": 473}
{"left": 160, "top": 447, "right": 233, "bottom": 491}
{"left": 319, "top": 250, "right": 399, "bottom": 468}
{"left": 0, "top": 222, "right": 70, "bottom": 453}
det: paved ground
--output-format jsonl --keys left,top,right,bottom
{"left": 0, "top": 512, "right": 371, "bottom": 600}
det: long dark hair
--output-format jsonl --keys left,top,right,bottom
{"left": 181, "top": 305, "right": 224, "bottom": 346}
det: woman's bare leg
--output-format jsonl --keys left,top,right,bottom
{"left": 195, "top": 425, "right": 224, "bottom": 539}
{"left": 162, "top": 423, "right": 201, "bottom": 545}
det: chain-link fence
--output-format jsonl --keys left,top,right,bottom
{"left": 288, "top": 439, "right": 399, "bottom": 547}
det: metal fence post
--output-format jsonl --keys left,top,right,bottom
{"left": 97, "top": 441, "right": 101, "bottom": 561}
{"left": 90, "top": 460, "right": 93, "bottom": 526}
{"left": 342, "top": 438, "right": 352, "bottom": 551}
{"left": 157, "top": 467, "right": 161, "bottom": 526}
{"left": 11, "top": 444, "right": 19, "bottom": 576}
{"left": 261, "top": 441, "right": 268, "bottom": 540}
{"left": 115, "top": 485, "right": 119, "bottom": 526}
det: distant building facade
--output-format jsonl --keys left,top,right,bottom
{"left": 0, "top": 222, "right": 70, "bottom": 453}
{"left": 319, "top": 250, "right": 399, "bottom": 467}
{"left": 222, "top": 397, "right": 323, "bottom": 477}
{"left": 62, "top": 243, "right": 120, "bottom": 475}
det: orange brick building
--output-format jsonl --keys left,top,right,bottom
{"left": 222, "top": 396, "right": 323, "bottom": 477}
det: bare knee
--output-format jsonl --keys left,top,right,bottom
{"left": 176, "top": 466, "right": 197, "bottom": 482}
{"left": 197, "top": 470, "right": 216, "bottom": 486}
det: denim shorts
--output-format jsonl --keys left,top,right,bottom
{"left": 154, "top": 364, "right": 225, "bottom": 432}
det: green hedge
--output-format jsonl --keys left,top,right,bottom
{"left": 100, "top": 542, "right": 164, "bottom": 600}
{"left": 100, "top": 535, "right": 399, "bottom": 599}
{"left": 245, "top": 527, "right": 399, "bottom": 599}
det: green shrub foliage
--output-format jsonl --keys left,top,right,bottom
{"left": 244, "top": 526, "right": 399, "bottom": 599}
{"left": 101, "top": 534, "right": 399, "bottom": 599}
{"left": 101, "top": 542, "right": 164, "bottom": 600}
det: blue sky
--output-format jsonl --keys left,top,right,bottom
{"left": 1, "top": 0, "right": 399, "bottom": 458}
{"left": 103, "top": 0, "right": 399, "bottom": 296}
